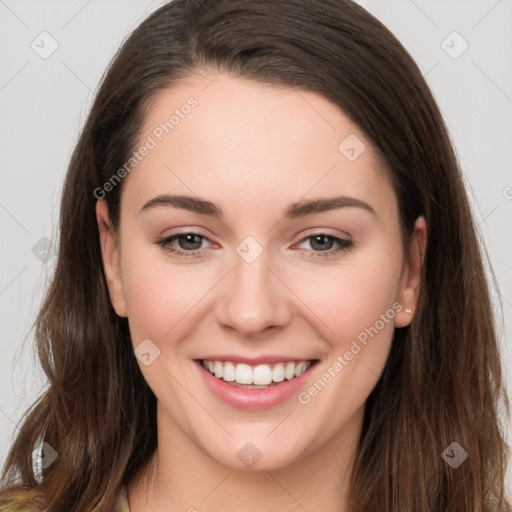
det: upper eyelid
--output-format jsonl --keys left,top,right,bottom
{"left": 298, "top": 227, "right": 352, "bottom": 241}
{"left": 160, "top": 230, "right": 351, "bottom": 249}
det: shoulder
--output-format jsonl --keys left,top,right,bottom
{"left": 0, "top": 486, "right": 46, "bottom": 512}
{"left": 0, "top": 485, "right": 130, "bottom": 512}
{"left": 114, "top": 484, "right": 130, "bottom": 512}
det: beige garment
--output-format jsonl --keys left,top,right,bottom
{"left": 113, "top": 484, "right": 130, "bottom": 512}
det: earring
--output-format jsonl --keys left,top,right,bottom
{"left": 405, "top": 308, "right": 412, "bottom": 314}
{"left": 113, "top": 298, "right": 118, "bottom": 303}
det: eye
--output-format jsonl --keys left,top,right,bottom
{"left": 295, "top": 233, "right": 353, "bottom": 258}
{"left": 155, "top": 232, "right": 214, "bottom": 258}
{"left": 154, "top": 231, "right": 353, "bottom": 259}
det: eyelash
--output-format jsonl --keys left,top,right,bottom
{"left": 155, "top": 231, "right": 353, "bottom": 259}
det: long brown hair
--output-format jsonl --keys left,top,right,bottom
{"left": 1, "top": 1, "right": 510, "bottom": 510}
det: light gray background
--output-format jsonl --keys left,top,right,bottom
{"left": 1, "top": 0, "right": 511, "bottom": 494}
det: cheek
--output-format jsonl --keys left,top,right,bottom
{"left": 290, "top": 256, "right": 402, "bottom": 433}
{"left": 120, "top": 243, "right": 214, "bottom": 345}
{"left": 293, "top": 251, "right": 403, "bottom": 348}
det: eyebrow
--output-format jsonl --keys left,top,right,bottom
{"left": 139, "top": 194, "right": 377, "bottom": 218}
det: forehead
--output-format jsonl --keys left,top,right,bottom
{"left": 121, "top": 71, "right": 397, "bottom": 224}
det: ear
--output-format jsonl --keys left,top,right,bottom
{"left": 395, "top": 216, "right": 427, "bottom": 327}
{"left": 96, "top": 199, "right": 127, "bottom": 317}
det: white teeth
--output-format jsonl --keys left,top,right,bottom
{"left": 284, "top": 362, "right": 295, "bottom": 380}
{"left": 253, "top": 364, "right": 273, "bottom": 386}
{"left": 214, "top": 361, "right": 223, "bottom": 378}
{"left": 201, "top": 359, "right": 312, "bottom": 385}
{"left": 294, "top": 361, "right": 308, "bottom": 377}
{"left": 235, "top": 363, "right": 253, "bottom": 384}
{"left": 223, "top": 361, "right": 235, "bottom": 381}
{"left": 272, "top": 363, "right": 285, "bottom": 383}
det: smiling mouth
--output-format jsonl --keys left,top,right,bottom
{"left": 199, "top": 359, "right": 319, "bottom": 389}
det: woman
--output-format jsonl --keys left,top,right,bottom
{"left": 0, "top": 0, "right": 510, "bottom": 510}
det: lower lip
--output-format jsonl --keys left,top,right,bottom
{"left": 195, "top": 360, "right": 317, "bottom": 410}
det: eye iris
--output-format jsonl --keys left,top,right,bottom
{"left": 178, "top": 234, "right": 203, "bottom": 250}
{"left": 311, "top": 235, "right": 334, "bottom": 251}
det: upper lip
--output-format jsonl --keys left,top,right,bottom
{"left": 196, "top": 355, "right": 318, "bottom": 365}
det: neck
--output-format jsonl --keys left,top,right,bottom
{"left": 127, "top": 403, "right": 364, "bottom": 512}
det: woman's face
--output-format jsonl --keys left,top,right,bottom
{"left": 97, "top": 71, "right": 425, "bottom": 471}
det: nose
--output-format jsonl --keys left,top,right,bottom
{"left": 214, "top": 250, "right": 293, "bottom": 337}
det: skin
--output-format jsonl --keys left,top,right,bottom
{"left": 96, "top": 70, "right": 426, "bottom": 512}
